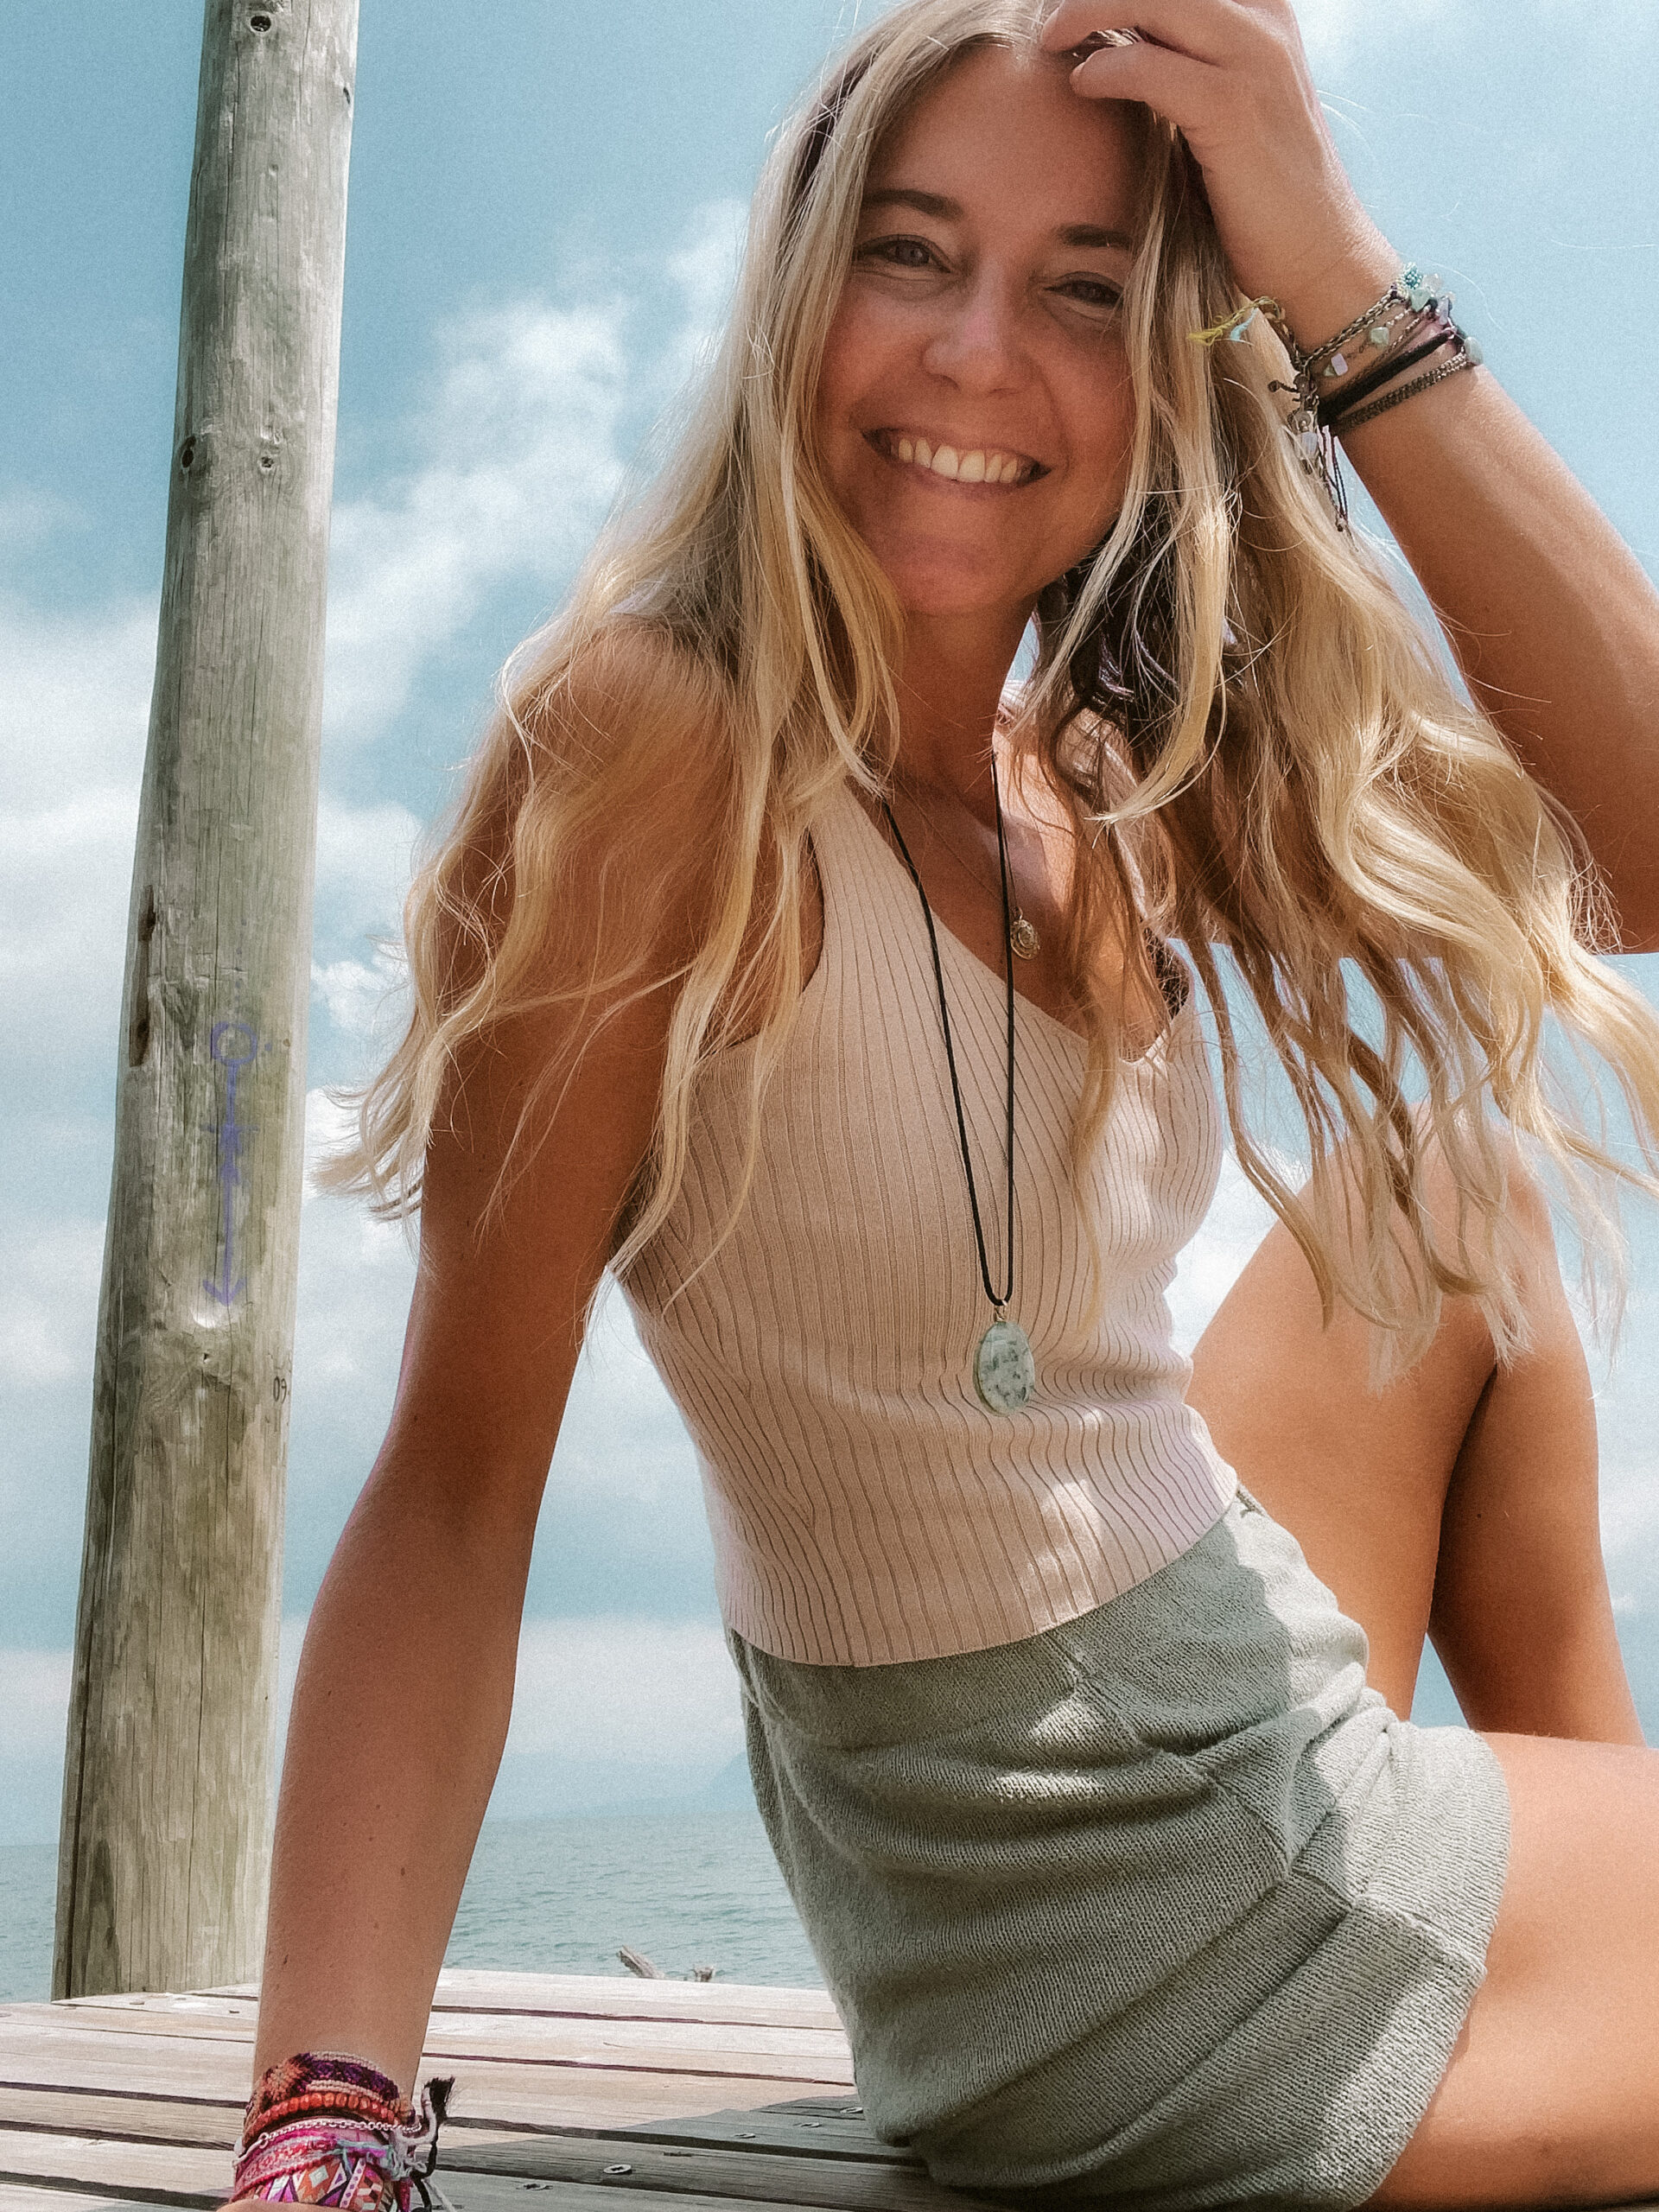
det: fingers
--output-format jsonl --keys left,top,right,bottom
{"left": 1065, "top": 36, "right": 1228, "bottom": 133}
{"left": 1039, "top": 0, "right": 1268, "bottom": 68}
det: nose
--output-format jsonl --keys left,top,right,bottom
{"left": 919, "top": 265, "right": 1027, "bottom": 393}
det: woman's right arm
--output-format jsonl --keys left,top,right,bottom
{"left": 248, "top": 958, "right": 680, "bottom": 2097}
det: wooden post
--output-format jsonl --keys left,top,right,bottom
{"left": 54, "top": 0, "right": 359, "bottom": 1999}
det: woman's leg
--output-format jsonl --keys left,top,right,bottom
{"left": 1368, "top": 1730, "right": 1659, "bottom": 2206}
{"left": 1189, "top": 1158, "right": 1658, "bottom": 2200}
{"left": 1186, "top": 1155, "right": 1641, "bottom": 1740}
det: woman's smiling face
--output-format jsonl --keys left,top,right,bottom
{"left": 815, "top": 42, "right": 1143, "bottom": 631}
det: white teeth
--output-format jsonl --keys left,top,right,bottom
{"left": 887, "top": 434, "right": 1029, "bottom": 484}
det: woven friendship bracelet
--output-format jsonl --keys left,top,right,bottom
{"left": 233, "top": 2054, "right": 454, "bottom": 2212}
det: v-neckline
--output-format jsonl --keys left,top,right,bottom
{"left": 839, "top": 786, "right": 1094, "bottom": 1052}
{"left": 838, "top": 785, "right": 1191, "bottom": 1070}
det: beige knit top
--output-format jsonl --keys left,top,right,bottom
{"left": 620, "top": 782, "right": 1237, "bottom": 1667}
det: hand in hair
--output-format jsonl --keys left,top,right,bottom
{"left": 1039, "top": 0, "right": 1397, "bottom": 353}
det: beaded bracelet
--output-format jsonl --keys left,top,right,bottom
{"left": 232, "top": 2053, "right": 455, "bottom": 2212}
{"left": 1296, "top": 263, "right": 1445, "bottom": 383}
{"left": 1316, "top": 319, "right": 1457, "bottom": 428}
{"left": 1191, "top": 262, "right": 1484, "bottom": 525}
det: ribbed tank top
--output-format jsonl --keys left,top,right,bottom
{"left": 619, "top": 783, "right": 1237, "bottom": 1666}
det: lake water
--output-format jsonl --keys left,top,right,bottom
{"left": 0, "top": 1808, "right": 821, "bottom": 2004}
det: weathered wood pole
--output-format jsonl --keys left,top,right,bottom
{"left": 54, "top": 0, "right": 358, "bottom": 1999}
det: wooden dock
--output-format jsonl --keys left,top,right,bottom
{"left": 8, "top": 1972, "right": 1654, "bottom": 2212}
{"left": 0, "top": 1971, "right": 989, "bottom": 2212}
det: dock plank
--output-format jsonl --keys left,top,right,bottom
{"left": 0, "top": 2126, "right": 226, "bottom": 2201}
{"left": 0, "top": 2189, "right": 170, "bottom": 2212}
{"left": 0, "top": 2096, "right": 238, "bottom": 2154}
{"left": 0, "top": 2091, "right": 904, "bottom": 2172}
{"left": 193, "top": 1982, "right": 842, "bottom": 2037}
{"left": 436, "top": 2185, "right": 893, "bottom": 2212}
{"left": 443, "top": 2139, "right": 989, "bottom": 2212}
{"left": 0, "top": 2041, "right": 841, "bottom": 2135}
{"left": 5, "top": 2013, "right": 851, "bottom": 2090}
{"left": 17, "top": 1973, "right": 1647, "bottom": 2212}
{"left": 0, "top": 2126, "right": 965, "bottom": 2212}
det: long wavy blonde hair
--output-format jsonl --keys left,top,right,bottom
{"left": 321, "top": 0, "right": 1659, "bottom": 1372}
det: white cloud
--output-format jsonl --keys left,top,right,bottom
{"left": 553, "top": 1279, "right": 705, "bottom": 1504}
{"left": 504, "top": 1616, "right": 744, "bottom": 1768}
{"left": 0, "top": 1649, "right": 72, "bottom": 1758}
{"left": 321, "top": 301, "right": 632, "bottom": 748}
{"left": 294, "top": 1086, "right": 418, "bottom": 1374}
{"left": 264, "top": 1611, "right": 741, "bottom": 1814}
{"left": 1168, "top": 1147, "right": 1276, "bottom": 1353}
{"left": 317, "top": 196, "right": 747, "bottom": 753}
{"left": 314, "top": 791, "right": 423, "bottom": 943}
{"left": 1295, "top": 0, "right": 1445, "bottom": 68}
{"left": 1, "top": 200, "right": 736, "bottom": 1110}
{"left": 312, "top": 948, "right": 409, "bottom": 1043}
{"left": 0, "top": 609, "right": 419, "bottom": 1094}
{"left": 308, "top": 791, "right": 421, "bottom": 1051}
{"left": 658, "top": 198, "right": 748, "bottom": 385}
{"left": 0, "top": 1217, "right": 105, "bottom": 1389}
{"left": 0, "top": 592, "right": 156, "bottom": 1078}
{"left": 1298, "top": 0, "right": 1657, "bottom": 71}
{"left": 1604, "top": 1469, "right": 1659, "bottom": 1603}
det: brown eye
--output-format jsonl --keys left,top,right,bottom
{"left": 860, "top": 235, "right": 940, "bottom": 270}
{"left": 1060, "top": 277, "right": 1123, "bottom": 311}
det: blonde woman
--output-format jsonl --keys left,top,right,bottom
{"left": 234, "top": 3, "right": 1659, "bottom": 2207}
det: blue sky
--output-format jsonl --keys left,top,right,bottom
{"left": 3, "top": 0, "right": 1658, "bottom": 1843}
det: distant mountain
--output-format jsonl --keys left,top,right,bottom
{"left": 703, "top": 1753, "right": 756, "bottom": 1809}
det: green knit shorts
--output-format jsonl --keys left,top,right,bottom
{"left": 729, "top": 1488, "right": 1510, "bottom": 2210}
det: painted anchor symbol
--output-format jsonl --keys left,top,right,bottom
{"left": 203, "top": 1019, "right": 258, "bottom": 1307}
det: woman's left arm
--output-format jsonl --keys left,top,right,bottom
{"left": 1043, "top": 0, "right": 1659, "bottom": 949}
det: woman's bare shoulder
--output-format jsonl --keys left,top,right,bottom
{"left": 510, "top": 617, "right": 733, "bottom": 950}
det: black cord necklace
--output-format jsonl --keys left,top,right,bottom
{"left": 880, "top": 757, "right": 1036, "bottom": 1414}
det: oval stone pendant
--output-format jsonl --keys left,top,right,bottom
{"left": 975, "top": 1318, "right": 1035, "bottom": 1414}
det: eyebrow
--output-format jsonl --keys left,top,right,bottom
{"left": 861, "top": 186, "right": 1135, "bottom": 254}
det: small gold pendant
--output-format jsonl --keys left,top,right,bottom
{"left": 1009, "top": 910, "right": 1040, "bottom": 961}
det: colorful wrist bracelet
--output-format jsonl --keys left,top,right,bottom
{"left": 233, "top": 2053, "right": 454, "bottom": 2212}
{"left": 1190, "top": 263, "right": 1484, "bottom": 528}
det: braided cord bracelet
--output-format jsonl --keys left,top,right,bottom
{"left": 1328, "top": 342, "right": 1479, "bottom": 435}
{"left": 232, "top": 2053, "right": 455, "bottom": 2212}
{"left": 1316, "top": 322, "right": 1459, "bottom": 428}
{"left": 1191, "top": 262, "right": 1485, "bottom": 525}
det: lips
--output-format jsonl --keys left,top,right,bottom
{"left": 868, "top": 428, "right": 1045, "bottom": 487}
